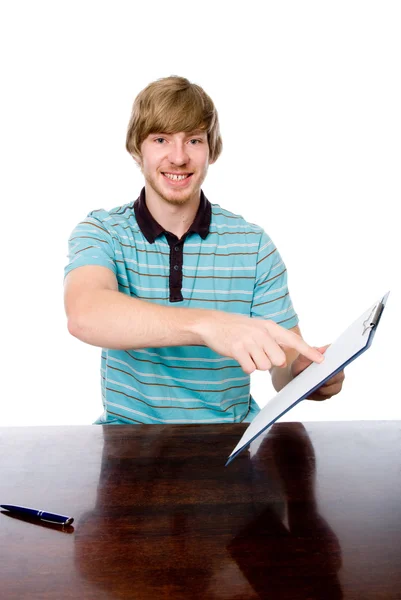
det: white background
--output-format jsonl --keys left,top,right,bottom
{"left": 1, "top": 1, "right": 399, "bottom": 426}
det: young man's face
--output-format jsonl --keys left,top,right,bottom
{"left": 137, "top": 130, "right": 212, "bottom": 206}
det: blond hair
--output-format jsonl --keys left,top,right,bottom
{"left": 126, "top": 76, "right": 222, "bottom": 162}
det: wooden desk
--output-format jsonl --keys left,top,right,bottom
{"left": 0, "top": 422, "right": 400, "bottom": 599}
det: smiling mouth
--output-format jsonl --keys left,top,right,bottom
{"left": 162, "top": 172, "right": 193, "bottom": 182}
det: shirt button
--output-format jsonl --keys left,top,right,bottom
{"left": 173, "top": 265, "right": 179, "bottom": 271}
{"left": 174, "top": 246, "right": 179, "bottom": 251}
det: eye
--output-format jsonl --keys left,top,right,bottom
{"left": 154, "top": 137, "right": 166, "bottom": 144}
{"left": 189, "top": 139, "right": 202, "bottom": 145}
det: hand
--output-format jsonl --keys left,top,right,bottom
{"left": 194, "top": 311, "right": 325, "bottom": 375}
{"left": 291, "top": 344, "right": 345, "bottom": 401}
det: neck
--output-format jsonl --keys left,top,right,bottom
{"left": 144, "top": 183, "right": 201, "bottom": 239}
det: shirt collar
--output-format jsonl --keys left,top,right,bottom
{"left": 133, "top": 187, "right": 211, "bottom": 244}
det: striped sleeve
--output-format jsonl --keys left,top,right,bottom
{"left": 64, "top": 213, "right": 117, "bottom": 278}
{"left": 250, "top": 230, "right": 299, "bottom": 329}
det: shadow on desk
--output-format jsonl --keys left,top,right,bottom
{"left": 74, "top": 423, "right": 343, "bottom": 600}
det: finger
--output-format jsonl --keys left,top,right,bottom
{"left": 270, "top": 324, "right": 325, "bottom": 365}
{"left": 325, "top": 373, "right": 345, "bottom": 385}
{"left": 234, "top": 347, "right": 257, "bottom": 375}
{"left": 261, "top": 336, "right": 287, "bottom": 367}
{"left": 308, "top": 389, "right": 335, "bottom": 401}
{"left": 315, "top": 382, "right": 343, "bottom": 397}
{"left": 308, "top": 393, "right": 329, "bottom": 401}
{"left": 324, "top": 371, "right": 345, "bottom": 386}
{"left": 248, "top": 344, "right": 272, "bottom": 371}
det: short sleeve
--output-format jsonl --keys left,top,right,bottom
{"left": 64, "top": 212, "right": 117, "bottom": 278}
{"left": 250, "top": 230, "right": 299, "bottom": 329}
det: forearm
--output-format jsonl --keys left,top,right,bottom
{"left": 67, "top": 289, "right": 211, "bottom": 350}
{"left": 65, "top": 271, "right": 324, "bottom": 375}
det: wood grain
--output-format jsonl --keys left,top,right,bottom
{"left": 0, "top": 421, "right": 400, "bottom": 599}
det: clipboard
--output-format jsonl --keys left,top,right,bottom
{"left": 226, "top": 291, "right": 390, "bottom": 465}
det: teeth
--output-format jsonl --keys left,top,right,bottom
{"left": 164, "top": 173, "right": 188, "bottom": 181}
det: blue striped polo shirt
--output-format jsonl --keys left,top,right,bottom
{"left": 65, "top": 188, "right": 299, "bottom": 424}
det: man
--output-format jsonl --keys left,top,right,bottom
{"left": 64, "top": 76, "right": 344, "bottom": 425}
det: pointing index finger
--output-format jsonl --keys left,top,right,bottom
{"left": 276, "top": 327, "right": 325, "bottom": 364}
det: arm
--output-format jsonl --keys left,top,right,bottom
{"left": 64, "top": 265, "right": 325, "bottom": 370}
{"left": 64, "top": 265, "right": 205, "bottom": 349}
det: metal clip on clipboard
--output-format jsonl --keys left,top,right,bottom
{"left": 362, "top": 301, "right": 385, "bottom": 335}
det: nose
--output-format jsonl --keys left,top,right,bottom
{"left": 168, "top": 140, "right": 189, "bottom": 166}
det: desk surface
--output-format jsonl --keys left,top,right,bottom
{"left": 0, "top": 422, "right": 400, "bottom": 599}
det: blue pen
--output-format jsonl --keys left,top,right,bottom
{"left": 1, "top": 504, "right": 74, "bottom": 525}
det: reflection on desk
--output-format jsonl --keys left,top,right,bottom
{"left": 228, "top": 424, "right": 342, "bottom": 599}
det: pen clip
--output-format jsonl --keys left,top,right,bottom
{"left": 362, "top": 302, "right": 384, "bottom": 335}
